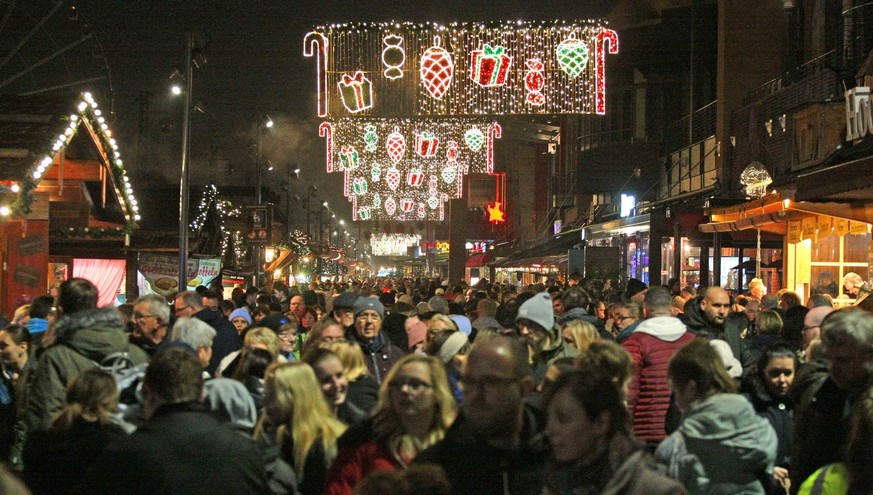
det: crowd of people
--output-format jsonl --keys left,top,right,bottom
{"left": 0, "top": 272, "right": 871, "bottom": 495}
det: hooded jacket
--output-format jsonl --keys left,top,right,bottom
{"left": 26, "top": 308, "right": 149, "bottom": 432}
{"left": 531, "top": 324, "right": 580, "bottom": 385}
{"left": 655, "top": 393, "right": 777, "bottom": 495}
{"left": 622, "top": 317, "right": 694, "bottom": 443}
{"left": 682, "top": 297, "right": 752, "bottom": 367}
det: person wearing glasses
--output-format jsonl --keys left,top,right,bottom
{"left": 415, "top": 335, "right": 548, "bottom": 495}
{"left": 345, "top": 297, "right": 404, "bottom": 385}
{"left": 130, "top": 294, "right": 172, "bottom": 356}
{"left": 323, "top": 354, "right": 456, "bottom": 495}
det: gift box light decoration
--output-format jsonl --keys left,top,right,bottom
{"left": 321, "top": 118, "right": 500, "bottom": 221}
{"left": 1, "top": 92, "right": 140, "bottom": 231}
{"left": 304, "top": 21, "right": 617, "bottom": 116}
{"left": 370, "top": 233, "right": 422, "bottom": 257}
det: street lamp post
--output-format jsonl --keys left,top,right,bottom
{"left": 253, "top": 115, "right": 273, "bottom": 287}
{"left": 178, "top": 34, "right": 195, "bottom": 289}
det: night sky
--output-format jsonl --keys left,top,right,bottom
{"left": 3, "top": 0, "right": 616, "bottom": 219}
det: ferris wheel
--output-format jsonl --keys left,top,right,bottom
{"left": 0, "top": 0, "right": 113, "bottom": 110}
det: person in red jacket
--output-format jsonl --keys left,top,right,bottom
{"left": 622, "top": 286, "right": 694, "bottom": 446}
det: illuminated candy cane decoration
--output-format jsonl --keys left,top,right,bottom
{"left": 439, "top": 193, "right": 448, "bottom": 222}
{"left": 486, "top": 123, "right": 502, "bottom": 174}
{"left": 343, "top": 170, "right": 350, "bottom": 197}
{"left": 319, "top": 122, "right": 334, "bottom": 172}
{"left": 351, "top": 195, "right": 358, "bottom": 218}
{"left": 594, "top": 29, "right": 619, "bottom": 115}
{"left": 457, "top": 169, "right": 463, "bottom": 198}
{"left": 303, "top": 32, "right": 329, "bottom": 117}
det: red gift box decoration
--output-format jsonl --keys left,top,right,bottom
{"left": 470, "top": 44, "right": 512, "bottom": 87}
{"left": 337, "top": 71, "right": 373, "bottom": 113}
{"left": 407, "top": 168, "right": 424, "bottom": 187}
{"left": 415, "top": 132, "right": 439, "bottom": 157}
{"left": 401, "top": 199, "right": 414, "bottom": 212}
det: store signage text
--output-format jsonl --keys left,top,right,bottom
{"left": 846, "top": 86, "right": 873, "bottom": 141}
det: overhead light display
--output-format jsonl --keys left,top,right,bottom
{"left": 370, "top": 233, "right": 422, "bottom": 256}
{"left": 303, "top": 20, "right": 618, "bottom": 117}
{"left": 321, "top": 118, "right": 501, "bottom": 222}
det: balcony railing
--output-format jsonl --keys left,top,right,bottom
{"left": 577, "top": 127, "right": 643, "bottom": 151}
{"left": 663, "top": 101, "right": 717, "bottom": 155}
{"left": 742, "top": 50, "right": 838, "bottom": 106}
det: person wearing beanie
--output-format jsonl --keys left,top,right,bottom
{"left": 405, "top": 317, "right": 427, "bottom": 352}
{"left": 345, "top": 296, "right": 404, "bottom": 384}
{"left": 228, "top": 308, "right": 252, "bottom": 335}
{"left": 330, "top": 292, "right": 360, "bottom": 328}
{"left": 449, "top": 315, "right": 472, "bottom": 336}
{"left": 625, "top": 278, "right": 648, "bottom": 303}
{"left": 516, "top": 292, "right": 579, "bottom": 385}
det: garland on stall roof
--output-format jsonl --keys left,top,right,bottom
{"left": 9, "top": 92, "right": 141, "bottom": 233}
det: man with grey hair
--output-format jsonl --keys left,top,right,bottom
{"left": 171, "top": 317, "right": 217, "bottom": 370}
{"left": 622, "top": 286, "right": 694, "bottom": 445}
{"left": 174, "top": 290, "right": 240, "bottom": 376}
{"left": 131, "top": 294, "right": 172, "bottom": 356}
{"left": 792, "top": 307, "right": 873, "bottom": 491}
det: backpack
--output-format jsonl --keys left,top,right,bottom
{"left": 91, "top": 350, "right": 148, "bottom": 405}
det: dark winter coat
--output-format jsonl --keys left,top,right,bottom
{"left": 415, "top": 405, "right": 548, "bottom": 495}
{"left": 741, "top": 376, "right": 793, "bottom": 469}
{"left": 622, "top": 317, "right": 695, "bottom": 444}
{"left": 344, "top": 327, "right": 405, "bottom": 385}
{"left": 193, "top": 308, "right": 242, "bottom": 376}
{"left": 345, "top": 375, "right": 379, "bottom": 415}
{"left": 683, "top": 297, "right": 753, "bottom": 367}
{"left": 23, "top": 418, "right": 128, "bottom": 495}
{"left": 26, "top": 308, "right": 149, "bottom": 432}
{"left": 80, "top": 401, "right": 267, "bottom": 495}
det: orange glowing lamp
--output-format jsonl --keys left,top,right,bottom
{"left": 486, "top": 200, "right": 505, "bottom": 223}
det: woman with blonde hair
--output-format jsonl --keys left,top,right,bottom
{"left": 255, "top": 362, "right": 347, "bottom": 495}
{"left": 23, "top": 369, "right": 128, "bottom": 495}
{"left": 216, "top": 326, "right": 283, "bottom": 378}
{"left": 323, "top": 354, "right": 457, "bottom": 495}
{"left": 328, "top": 340, "right": 379, "bottom": 414}
{"left": 560, "top": 319, "right": 600, "bottom": 352}
{"left": 301, "top": 317, "right": 346, "bottom": 357}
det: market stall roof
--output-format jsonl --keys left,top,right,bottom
{"left": 796, "top": 139, "right": 873, "bottom": 203}
{"left": 0, "top": 92, "right": 139, "bottom": 227}
{"left": 699, "top": 191, "right": 873, "bottom": 234}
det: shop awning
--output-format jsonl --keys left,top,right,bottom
{"left": 495, "top": 253, "right": 568, "bottom": 269}
{"left": 466, "top": 252, "right": 493, "bottom": 267}
{"left": 264, "top": 249, "right": 295, "bottom": 274}
{"left": 699, "top": 192, "right": 873, "bottom": 234}
{"left": 584, "top": 214, "right": 650, "bottom": 240}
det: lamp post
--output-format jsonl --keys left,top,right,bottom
{"left": 178, "top": 34, "right": 195, "bottom": 289}
{"left": 252, "top": 114, "right": 273, "bottom": 287}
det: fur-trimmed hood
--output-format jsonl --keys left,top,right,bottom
{"left": 52, "top": 307, "right": 129, "bottom": 362}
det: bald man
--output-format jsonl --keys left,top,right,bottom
{"left": 802, "top": 306, "right": 833, "bottom": 350}
{"left": 684, "top": 286, "right": 753, "bottom": 367}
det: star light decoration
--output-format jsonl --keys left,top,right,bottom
{"left": 486, "top": 200, "right": 506, "bottom": 223}
{"left": 303, "top": 20, "right": 618, "bottom": 117}
{"left": 370, "top": 233, "right": 422, "bottom": 257}
{"left": 0, "top": 92, "right": 140, "bottom": 230}
{"left": 319, "top": 118, "right": 501, "bottom": 222}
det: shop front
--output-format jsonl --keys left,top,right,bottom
{"left": 583, "top": 214, "right": 650, "bottom": 285}
{"left": 700, "top": 192, "right": 871, "bottom": 302}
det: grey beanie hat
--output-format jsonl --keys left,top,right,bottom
{"left": 353, "top": 296, "right": 384, "bottom": 318}
{"left": 516, "top": 292, "right": 555, "bottom": 331}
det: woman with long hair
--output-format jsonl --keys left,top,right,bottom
{"left": 301, "top": 317, "right": 346, "bottom": 357}
{"left": 323, "top": 354, "right": 457, "bottom": 495}
{"left": 254, "top": 362, "right": 347, "bottom": 495}
{"left": 543, "top": 370, "right": 684, "bottom": 495}
{"left": 23, "top": 369, "right": 128, "bottom": 495}
{"left": 656, "top": 339, "right": 777, "bottom": 494}
{"left": 560, "top": 319, "right": 600, "bottom": 353}
{"left": 741, "top": 343, "right": 797, "bottom": 493}
{"left": 328, "top": 340, "right": 380, "bottom": 415}
{"left": 303, "top": 348, "right": 367, "bottom": 426}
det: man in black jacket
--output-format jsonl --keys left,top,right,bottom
{"left": 416, "top": 335, "right": 547, "bottom": 495}
{"left": 174, "top": 291, "right": 241, "bottom": 376}
{"left": 683, "top": 286, "right": 752, "bottom": 367}
{"left": 81, "top": 347, "right": 267, "bottom": 495}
